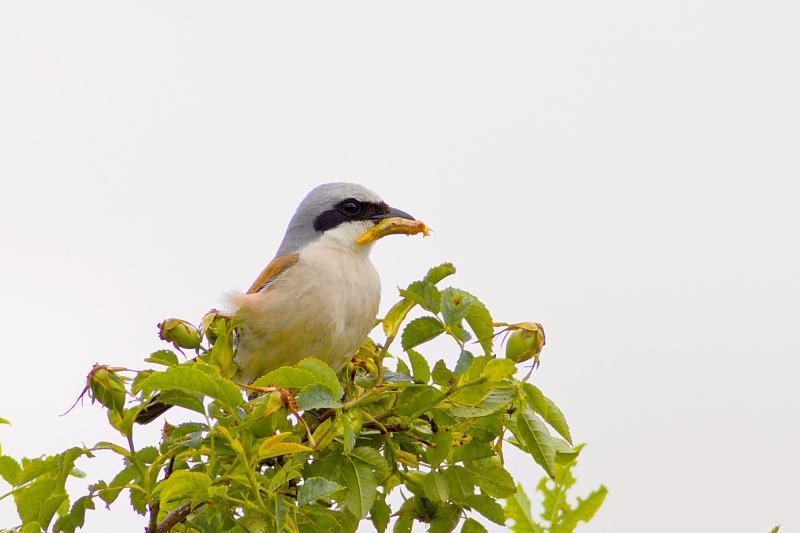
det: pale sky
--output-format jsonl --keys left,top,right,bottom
{"left": 1, "top": 3, "right": 799, "bottom": 532}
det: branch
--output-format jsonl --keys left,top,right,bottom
{"left": 147, "top": 501, "right": 205, "bottom": 533}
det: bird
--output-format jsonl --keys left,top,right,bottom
{"left": 136, "top": 183, "right": 420, "bottom": 424}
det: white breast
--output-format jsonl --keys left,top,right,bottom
{"left": 231, "top": 236, "right": 381, "bottom": 384}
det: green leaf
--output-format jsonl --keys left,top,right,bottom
{"left": 394, "top": 385, "right": 441, "bottom": 417}
{"left": 462, "top": 294, "right": 494, "bottom": 356}
{"left": 15, "top": 476, "right": 67, "bottom": 529}
{"left": 516, "top": 408, "right": 556, "bottom": 479}
{"left": 156, "top": 389, "right": 206, "bottom": 416}
{"left": 424, "top": 263, "right": 457, "bottom": 284}
{"left": 405, "top": 281, "right": 443, "bottom": 313}
{"left": 0, "top": 416, "right": 11, "bottom": 425}
{"left": 16, "top": 456, "right": 59, "bottom": 485}
{"left": 520, "top": 384, "right": 572, "bottom": 445}
{"left": 504, "top": 484, "right": 542, "bottom": 533}
{"left": 296, "top": 383, "right": 342, "bottom": 410}
{"left": 402, "top": 317, "right": 446, "bottom": 350}
{"left": 555, "top": 485, "right": 608, "bottom": 533}
{"left": 144, "top": 349, "right": 179, "bottom": 367}
{"left": 370, "top": 497, "right": 391, "bottom": 533}
{"left": 158, "top": 471, "right": 211, "bottom": 506}
{"left": 341, "top": 450, "right": 380, "bottom": 519}
{"left": 441, "top": 288, "right": 473, "bottom": 327}
{"left": 452, "top": 441, "right": 493, "bottom": 463}
{"left": 430, "top": 503, "right": 461, "bottom": 533}
{"left": 464, "top": 463, "right": 515, "bottom": 499}
{"left": 464, "top": 493, "right": 505, "bottom": 526}
{"left": 425, "top": 431, "right": 453, "bottom": 468}
{"left": 298, "top": 477, "right": 344, "bottom": 505}
{"left": 136, "top": 366, "right": 243, "bottom": 412}
{"left": 298, "top": 358, "right": 343, "bottom": 399}
{"left": 54, "top": 495, "right": 95, "bottom": 533}
{"left": 444, "top": 466, "right": 475, "bottom": 503}
{"left": 553, "top": 438, "right": 581, "bottom": 465}
{"left": 461, "top": 518, "right": 488, "bottom": 533}
{"left": 98, "top": 464, "right": 137, "bottom": 505}
{"left": 482, "top": 358, "right": 516, "bottom": 381}
{"left": 432, "top": 360, "right": 455, "bottom": 387}
{"left": 258, "top": 433, "right": 313, "bottom": 460}
{"left": 0, "top": 455, "right": 22, "bottom": 485}
{"left": 252, "top": 367, "right": 318, "bottom": 389}
{"left": 406, "top": 348, "right": 431, "bottom": 384}
{"left": 454, "top": 350, "right": 475, "bottom": 375}
{"left": 383, "top": 298, "right": 415, "bottom": 337}
{"left": 423, "top": 471, "right": 450, "bottom": 503}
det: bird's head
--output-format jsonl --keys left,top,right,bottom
{"left": 275, "top": 183, "right": 416, "bottom": 255}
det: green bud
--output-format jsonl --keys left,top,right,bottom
{"left": 158, "top": 318, "right": 201, "bottom": 350}
{"left": 200, "top": 309, "right": 231, "bottom": 345}
{"left": 505, "top": 325, "right": 545, "bottom": 364}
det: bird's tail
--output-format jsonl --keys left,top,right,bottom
{"left": 135, "top": 394, "right": 174, "bottom": 425}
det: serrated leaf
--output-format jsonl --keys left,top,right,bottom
{"left": 430, "top": 503, "right": 461, "bottom": 533}
{"left": 98, "top": 464, "right": 137, "bottom": 505}
{"left": 504, "top": 484, "right": 542, "bottom": 533}
{"left": 402, "top": 317, "right": 446, "bottom": 350}
{"left": 370, "top": 497, "right": 391, "bottom": 533}
{"left": 0, "top": 455, "right": 21, "bottom": 486}
{"left": 454, "top": 350, "right": 474, "bottom": 375}
{"left": 158, "top": 471, "right": 211, "bottom": 505}
{"left": 136, "top": 366, "right": 243, "bottom": 412}
{"left": 553, "top": 438, "right": 581, "bottom": 465}
{"left": 252, "top": 367, "right": 318, "bottom": 389}
{"left": 425, "top": 431, "right": 453, "bottom": 468}
{"left": 297, "top": 358, "right": 343, "bottom": 398}
{"left": 394, "top": 385, "right": 441, "bottom": 417}
{"left": 464, "top": 493, "right": 505, "bottom": 526}
{"left": 520, "top": 384, "right": 572, "bottom": 445}
{"left": 425, "top": 263, "right": 457, "bottom": 285}
{"left": 516, "top": 408, "right": 556, "bottom": 479}
{"left": 482, "top": 358, "right": 516, "bottom": 381}
{"left": 441, "top": 288, "right": 473, "bottom": 327}
{"left": 156, "top": 389, "right": 206, "bottom": 415}
{"left": 341, "top": 452, "right": 378, "bottom": 519}
{"left": 16, "top": 456, "right": 59, "bottom": 485}
{"left": 298, "top": 477, "right": 343, "bottom": 505}
{"left": 432, "top": 360, "right": 455, "bottom": 387}
{"left": 464, "top": 464, "right": 515, "bottom": 498}
{"left": 144, "top": 350, "right": 179, "bottom": 367}
{"left": 462, "top": 295, "right": 493, "bottom": 356}
{"left": 461, "top": 518, "right": 488, "bottom": 533}
{"left": 444, "top": 465, "right": 475, "bottom": 503}
{"left": 423, "top": 471, "right": 449, "bottom": 503}
{"left": 452, "top": 441, "right": 493, "bottom": 463}
{"left": 383, "top": 299, "right": 415, "bottom": 337}
{"left": 296, "top": 383, "right": 342, "bottom": 410}
{"left": 555, "top": 485, "right": 608, "bottom": 533}
{"left": 402, "top": 281, "right": 442, "bottom": 313}
{"left": 406, "top": 348, "right": 431, "bottom": 384}
{"left": 258, "top": 433, "right": 313, "bottom": 460}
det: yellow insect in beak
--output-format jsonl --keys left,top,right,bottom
{"left": 357, "top": 217, "right": 431, "bottom": 244}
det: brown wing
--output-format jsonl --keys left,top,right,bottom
{"left": 246, "top": 253, "right": 300, "bottom": 294}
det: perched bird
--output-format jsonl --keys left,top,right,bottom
{"left": 136, "top": 183, "right": 420, "bottom": 424}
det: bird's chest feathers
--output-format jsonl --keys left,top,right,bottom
{"left": 298, "top": 244, "right": 381, "bottom": 329}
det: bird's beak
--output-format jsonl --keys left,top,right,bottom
{"left": 370, "top": 207, "right": 415, "bottom": 222}
{"left": 357, "top": 207, "right": 430, "bottom": 244}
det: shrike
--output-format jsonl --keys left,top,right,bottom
{"left": 136, "top": 183, "right": 422, "bottom": 424}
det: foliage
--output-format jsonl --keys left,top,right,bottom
{"left": 0, "top": 264, "right": 598, "bottom": 533}
{"left": 504, "top": 453, "right": 607, "bottom": 533}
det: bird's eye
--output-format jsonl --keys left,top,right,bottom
{"left": 341, "top": 201, "right": 361, "bottom": 216}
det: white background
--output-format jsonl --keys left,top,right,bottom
{"left": 1, "top": 3, "right": 799, "bottom": 532}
